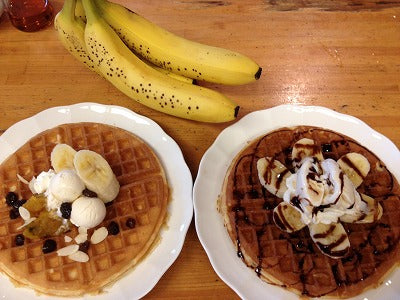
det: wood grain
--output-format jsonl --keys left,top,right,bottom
{"left": 266, "top": 0, "right": 400, "bottom": 11}
{"left": 0, "top": 0, "right": 399, "bottom": 298}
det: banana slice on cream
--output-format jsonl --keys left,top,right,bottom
{"left": 51, "top": 144, "right": 77, "bottom": 173}
{"left": 308, "top": 222, "right": 350, "bottom": 258}
{"left": 292, "top": 138, "right": 323, "bottom": 169}
{"left": 257, "top": 157, "right": 291, "bottom": 198}
{"left": 73, "top": 150, "right": 119, "bottom": 203}
{"left": 337, "top": 153, "right": 370, "bottom": 188}
{"left": 340, "top": 194, "right": 383, "bottom": 224}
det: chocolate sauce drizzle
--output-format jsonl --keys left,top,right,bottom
{"left": 229, "top": 127, "right": 399, "bottom": 297}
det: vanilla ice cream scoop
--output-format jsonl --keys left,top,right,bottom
{"left": 48, "top": 170, "right": 85, "bottom": 203}
{"left": 70, "top": 196, "right": 106, "bottom": 229}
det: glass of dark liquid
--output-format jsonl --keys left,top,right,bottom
{"left": 2, "top": 0, "right": 53, "bottom": 32}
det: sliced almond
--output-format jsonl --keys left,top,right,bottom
{"left": 68, "top": 251, "right": 89, "bottom": 263}
{"left": 90, "top": 227, "right": 108, "bottom": 244}
{"left": 78, "top": 226, "right": 88, "bottom": 234}
{"left": 57, "top": 244, "right": 79, "bottom": 256}
{"left": 74, "top": 233, "right": 88, "bottom": 244}
{"left": 16, "top": 217, "right": 36, "bottom": 230}
{"left": 18, "top": 206, "right": 31, "bottom": 221}
{"left": 64, "top": 235, "right": 73, "bottom": 243}
{"left": 16, "top": 174, "right": 30, "bottom": 185}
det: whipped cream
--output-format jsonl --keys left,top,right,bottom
{"left": 29, "top": 170, "right": 56, "bottom": 194}
{"left": 257, "top": 137, "right": 381, "bottom": 259}
{"left": 283, "top": 156, "right": 365, "bottom": 225}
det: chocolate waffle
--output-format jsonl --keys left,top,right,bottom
{"left": 220, "top": 126, "right": 400, "bottom": 298}
{"left": 0, "top": 122, "right": 169, "bottom": 296}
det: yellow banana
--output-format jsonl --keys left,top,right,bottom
{"left": 74, "top": 0, "right": 195, "bottom": 85}
{"left": 81, "top": 0, "right": 239, "bottom": 123}
{"left": 145, "top": 61, "right": 196, "bottom": 85}
{"left": 95, "top": 0, "right": 262, "bottom": 85}
{"left": 54, "top": 0, "right": 99, "bottom": 74}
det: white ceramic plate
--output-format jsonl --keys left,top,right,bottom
{"left": 194, "top": 105, "right": 400, "bottom": 300}
{"left": 0, "top": 103, "right": 193, "bottom": 300}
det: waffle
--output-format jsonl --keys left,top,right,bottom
{"left": 220, "top": 126, "right": 400, "bottom": 298}
{"left": 0, "top": 122, "right": 169, "bottom": 296}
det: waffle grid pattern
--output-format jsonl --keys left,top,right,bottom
{"left": 0, "top": 123, "right": 168, "bottom": 295}
{"left": 223, "top": 126, "right": 399, "bottom": 298}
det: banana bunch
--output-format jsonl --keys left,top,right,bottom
{"left": 55, "top": 0, "right": 262, "bottom": 122}
{"left": 94, "top": 0, "right": 261, "bottom": 86}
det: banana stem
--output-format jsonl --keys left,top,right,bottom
{"left": 61, "top": 0, "right": 77, "bottom": 21}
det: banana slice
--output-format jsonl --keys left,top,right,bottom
{"left": 309, "top": 222, "right": 350, "bottom": 258}
{"left": 358, "top": 194, "right": 383, "bottom": 223}
{"left": 257, "top": 157, "right": 291, "bottom": 198}
{"left": 73, "top": 150, "right": 119, "bottom": 203}
{"left": 273, "top": 202, "right": 305, "bottom": 233}
{"left": 337, "top": 153, "right": 370, "bottom": 188}
{"left": 51, "top": 144, "right": 77, "bottom": 173}
{"left": 340, "top": 194, "right": 382, "bottom": 224}
{"left": 292, "top": 138, "right": 323, "bottom": 169}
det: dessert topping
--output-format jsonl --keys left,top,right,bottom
{"left": 42, "top": 239, "right": 57, "bottom": 254}
{"left": 11, "top": 143, "right": 120, "bottom": 263}
{"left": 107, "top": 221, "right": 120, "bottom": 235}
{"left": 90, "top": 227, "right": 108, "bottom": 244}
{"left": 257, "top": 138, "right": 383, "bottom": 258}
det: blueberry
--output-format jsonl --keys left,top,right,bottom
{"left": 9, "top": 208, "right": 20, "bottom": 219}
{"left": 12, "top": 199, "right": 26, "bottom": 209}
{"left": 60, "top": 202, "right": 72, "bottom": 219}
{"left": 322, "top": 143, "right": 332, "bottom": 153}
{"left": 15, "top": 234, "right": 25, "bottom": 246}
{"left": 42, "top": 239, "right": 57, "bottom": 254}
{"left": 126, "top": 218, "right": 136, "bottom": 229}
{"left": 107, "top": 221, "right": 120, "bottom": 235}
{"left": 5, "top": 192, "right": 18, "bottom": 207}
{"left": 82, "top": 188, "right": 97, "bottom": 198}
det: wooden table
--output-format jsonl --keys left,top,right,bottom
{"left": 0, "top": 0, "right": 399, "bottom": 298}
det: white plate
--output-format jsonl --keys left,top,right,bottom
{"left": 0, "top": 103, "right": 193, "bottom": 300}
{"left": 194, "top": 105, "right": 400, "bottom": 300}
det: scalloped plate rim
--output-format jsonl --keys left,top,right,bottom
{"left": 0, "top": 102, "right": 193, "bottom": 300}
{"left": 194, "top": 104, "right": 400, "bottom": 300}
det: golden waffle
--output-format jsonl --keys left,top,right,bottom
{"left": 220, "top": 126, "right": 399, "bottom": 298}
{"left": 0, "top": 122, "right": 169, "bottom": 296}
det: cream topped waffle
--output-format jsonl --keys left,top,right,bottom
{"left": 220, "top": 126, "right": 399, "bottom": 298}
{"left": 0, "top": 123, "right": 169, "bottom": 296}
